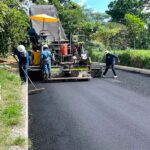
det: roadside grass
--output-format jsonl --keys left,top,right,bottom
{"left": 91, "top": 49, "right": 150, "bottom": 69}
{"left": 0, "top": 124, "right": 11, "bottom": 150}
{"left": 1, "top": 103, "right": 22, "bottom": 126}
{"left": 13, "top": 136, "right": 26, "bottom": 146}
{"left": 0, "top": 69, "right": 23, "bottom": 149}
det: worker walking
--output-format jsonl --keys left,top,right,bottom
{"left": 40, "top": 44, "right": 52, "bottom": 81}
{"left": 13, "top": 45, "right": 29, "bottom": 83}
{"left": 102, "top": 50, "right": 119, "bottom": 78}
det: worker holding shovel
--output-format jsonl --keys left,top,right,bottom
{"left": 13, "top": 45, "right": 29, "bottom": 84}
{"left": 13, "top": 45, "right": 45, "bottom": 94}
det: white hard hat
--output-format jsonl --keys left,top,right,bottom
{"left": 43, "top": 44, "right": 48, "bottom": 48}
{"left": 17, "top": 45, "right": 26, "bottom": 53}
{"left": 73, "top": 56, "right": 77, "bottom": 60}
{"left": 81, "top": 53, "right": 87, "bottom": 60}
{"left": 104, "top": 50, "right": 110, "bottom": 54}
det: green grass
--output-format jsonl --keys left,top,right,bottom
{"left": 1, "top": 103, "right": 22, "bottom": 126}
{"left": 13, "top": 136, "right": 26, "bottom": 146}
{"left": 0, "top": 124, "right": 11, "bottom": 150}
{"left": 0, "top": 69, "right": 22, "bottom": 149}
{"left": 114, "top": 50, "right": 150, "bottom": 69}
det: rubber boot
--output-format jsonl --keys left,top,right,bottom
{"left": 48, "top": 73, "right": 51, "bottom": 79}
{"left": 42, "top": 73, "right": 47, "bottom": 82}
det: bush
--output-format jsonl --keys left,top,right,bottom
{"left": 92, "top": 51, "right": 104, "bottom": 62}
{"left": 0, "top": 2, "right": 29, "bottom": 56}
{"left": 116, "top": 50, "right": 150, "bottom": 69}
{"left": 90, "top": 49, "right": 150, "bottom": 69}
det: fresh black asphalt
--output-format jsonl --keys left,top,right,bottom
{"left": 29, "top": 70, "right": 150, "bottom": 150}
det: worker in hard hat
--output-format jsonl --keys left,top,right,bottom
{"left": 102, "top": 50, "right": 120, "bottom": 79}
{"left": 13, "top": 45, "right": 29, "bottom": 83}
{"left": 40, "top": 44, "right": 52, "bottom": 81}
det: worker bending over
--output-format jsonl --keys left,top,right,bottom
{"left": 13, "top": 45, "right": 29, "bottom": 83}
{"left": 40, "top": 44, "right": 52, "bottom": 81}
{"left": 102, "top": 50, "right": 120, "bottom": 78}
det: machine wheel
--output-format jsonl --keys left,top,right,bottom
{"left": 91, "top": 62, "right": 104, "bottom": 78}
{"left": 71, "top": 70, "right": 79, "bottom": 77}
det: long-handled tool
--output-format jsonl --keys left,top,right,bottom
{"left": 27, "top": 74, "right": 45, "bottom": 95}
{"left": 13, "top": 55, "right": 45, "bottom": 95}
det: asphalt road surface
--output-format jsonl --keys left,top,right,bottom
{"left": 29, "top": 70, "right": 150, "bottom": 150}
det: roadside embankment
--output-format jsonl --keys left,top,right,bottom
{"left": 0, "top": 58, "right": 28, "bottom": 150}
{"left": 100, "top": 63, "right": 150, "bottom": 75}
{"left": 115, "top": 65, "right": 150, "bottom": 75}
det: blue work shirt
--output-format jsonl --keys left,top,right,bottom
{"left": 40, "top": 49, "right": 52, "bottom": 64}
{"left": 105, "top": 53, "right": 118, "bottom": 65}
{"left": 13, "top": 48, "right": 29, "bottom": 66}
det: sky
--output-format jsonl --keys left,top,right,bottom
{"left": 72, "top": 0, "right": 113, "bottom": 12}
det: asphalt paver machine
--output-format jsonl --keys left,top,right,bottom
{"left": 28, "top": 5, "right": 95, "bottom": 81}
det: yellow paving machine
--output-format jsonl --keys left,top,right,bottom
{"left": 28, "top": 5, "right": 103, "bottom": 81}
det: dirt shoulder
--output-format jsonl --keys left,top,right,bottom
{"left": 0, "top": 56, "right": 28, "bottom": 150}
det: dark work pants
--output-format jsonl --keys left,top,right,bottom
{"left": 41, "top": 62, "right": 51, "bottom": 76}
{"left": 19, "top": 65, "right": 28, "bottom": 82}
{"left": 103, "top": 64, "right": 117, "bottom": 76}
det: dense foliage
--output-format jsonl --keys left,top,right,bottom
{"left": 105, "top": 0, "right": 150, "bottom": 49}
{"left": 0, "top": 0, "right": 29, "bottom": 56}
{"left": 91, "top": 50, "right": 150, "bottom": 69}
{"left": 106, "top": 0, "right": 141, "bottom": 23}
{"left": 125, "top": 13, "right": 145, "bottom": 49}
{"left": 0, "top": 0, "right": 150, "bottom": 56}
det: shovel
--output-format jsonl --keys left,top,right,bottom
{"left": 13, "top": 55, "right": 45, "bottom": 95}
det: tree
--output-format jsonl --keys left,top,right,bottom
{"left": 92, "top": 22, "right": 124, "bottom": 48}
{"left": 140, "top": 0, "right": 150, "bottom": 7}
{"left": 106, "top": 0, "right": 141, "bottom": 23}
{"left": 84, "top": 8, "right": 110, "bottom": 23}
{"left": 109, "top": 28, "right": 130, "bottom": 50}
{"left": 139, "top": 0, "right": 150, "bottom": 27}
{"left": 59, "top": 1, "right": 86, "bottom": 35}
{"left": 125, "top": 13, "right": 145, "bottom": 49}
{"left": 137, "top": 29, "right": 150, "bottom": 49}
{"left": 0, "top": 1, "right": 29, "bottom": 56}
{"left": 32, "top": 0, "right": 47, "bottom": 4}
{"left": 78, "top": 21, "right": 101, "bottom": 37}
{"left": 48, "top": 0, "right": 63, "bottom": 10}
